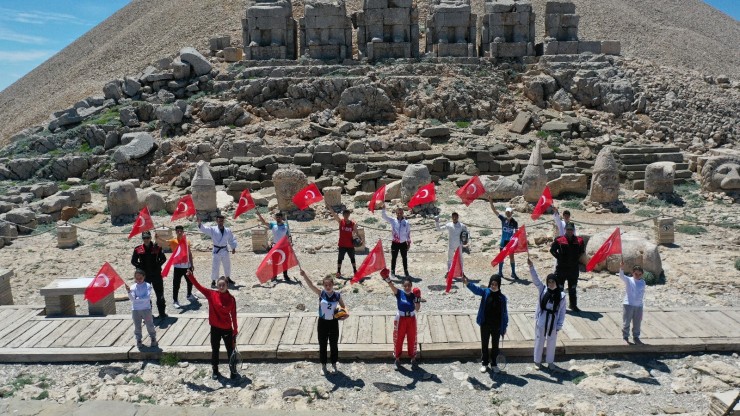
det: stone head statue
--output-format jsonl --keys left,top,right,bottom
{"left": 588, "top": 147, "right": 620, "bottom": 203}
{"left": 700, "top": 157, "right": 740, "bottom": 192}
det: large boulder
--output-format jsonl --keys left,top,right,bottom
{"left": 4, "top": 208, "right": 37, "bottom": 234}
{"left": 39, "top": 194, "right": 72, "bottom": 214}
{"left": 547, "top": 173, "right": 588, "bottom": 197}
{"left": 49, "top": 156, "right": 90, "bottom": 180}
{"left": 586, "top": 230, "right": 663, "bottom": 277}
{"left": 482, "top": 175, "right": 522, "bottom": 200}
{"left": 155, "top": 105, "right": 184, "bottom": 125}
{"left": 30, "top": 182, "right": 59, "bottom": 199}
{"left": 112, "top": 132, "right": 156, "bottom": 163}
{"left": 191, "top": 161, "right": 218, "bottom": 214}
{"left": 521, "top": 140, "right": 547, "bottom": 203}
{"left": 272, "top": 168, "right": 309, "bottom": 212}
{"left": 401, "top": 164, "right": 431, "bottom": 204}
{"left": 0, "top": 221, "right": 18, "bottom": 245}
{"left": 588, "top": 147, "right": 620, "bottom": 203}
{"left": 107, "top": 181, "right": 140, "bottom": 225}
{"left": 137, "top": 189, "right": 166, "bottom": 213}
{"left": 523, "top": 74, "right": 558, "bottom": 108}
{"left": 336, "top": 85, "right": 396, "bottom": 122}
{"left": 180, "top": 47, "right": 212, "bottom": 76}
{"left": 644, "top": 162, "right": 675, "bottom": 194}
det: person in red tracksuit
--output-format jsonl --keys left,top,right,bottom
{"left": 185, "top": 271, "right": 239, "bottom": 380}
{"left": 382, "top": 268, "right": 420, "bottom": 369}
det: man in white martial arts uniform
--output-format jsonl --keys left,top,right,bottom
{"left": 198, "top": 214, "right": 238, "bottom": 287}
{"left": 434, "top": 212, "right": 469, "bottom": 270}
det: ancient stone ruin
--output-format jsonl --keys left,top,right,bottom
{"left": 299, "top": 0, "right": 353, "bottom": 60}
{"left": 588, "top": 146, "right": 620, "bottom": 204}
{"left": 700, "top": 157, "right": 740, "bottom": 193}
{"left": 480, "top": 0, "right": 535, "bottom": 59}
{"left": 242, "top": 0, "right": 297, "bottom": 60}
{"left": 540, "top": 1, "right": 620, "bottom": 56}
{"left": 353, "top": 0, "right": 420, "bottom": 61}
{"left": 426, "top": 0, "right": 477, "bottom": 57}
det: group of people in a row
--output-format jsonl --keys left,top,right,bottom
{"left": 123, "top": 199, "right": 647, "bottom": 380}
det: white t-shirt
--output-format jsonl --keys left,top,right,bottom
{"left": 319, "top": 290, "right": 341, "bottom": 320}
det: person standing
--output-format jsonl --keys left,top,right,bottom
{"left": 167, "top": 225, "right": 196, "bottom": 307}
{"left": 130, "top": 231, "right": 167, "bottom": 319}
{"left": 381, "top": 207, "right": 412, "bottom": 279}
{"left": 549, "top": 222, "right": 585, "bottom": 311}
{"left": 300, "top": 269, "right": 348, "bottom": 376}
{"left": 463, "top": 273, "right": 508, "bottom": 373}
{"left": 528, "top": 257, "right": 566, "bottom": 370}
{"left": 198, "top": 215, "right": 238, "bottom": 287}
{"left": 325, "top": 201, "right": 359, "bottom": 278}
{"left": 489, "top": 199, "right": 519, "bottom": 280}
{"left": 435, "top": 212, "right": 469, "bottom": 270}
{"left": 552, "top": 207, "right": 576, "bottom": 237}
{"left": 124, "top": 269, "right": 158, "bottom": 348}
{"left": 618, "top": 260, "right": 646, "bottom": 344}
{"left": 381, "top": 270, "right": 420, "bottom": 369}
{"left": 185, "top": 271, "right": 239, "bottom": 380}
{"left": 256, "top": 211, "right": 292, "bottom": 281}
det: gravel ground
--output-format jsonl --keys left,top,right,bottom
{"left": 1, "top": 353, "right": 738, "bottom": 415}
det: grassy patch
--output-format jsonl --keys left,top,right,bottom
{"left": 160, "top": 352, "right": 180, "bottom": 366}
{"left": 59, "top": 183, "right": 71, "bottom": 191}
{"left": 455, "top": 121, "right": 470, "bottom": 129}
{"left": 490, "top": 396, "right": 504, "bottom": 406}
{"left": 429, "top": 118, "right": 442, "bottom": 126}
{"left": 32, "top": 390, "right": 49, "bottom": 400}
{"left": 642, "top": 271, "right": 665, "bottom": 286}
{"left": 676, "top": 224, "right": 706, "bottom": 235}
{"left": 644, "top": 198, "right": 671, "bottom": 208}
{"left": 536, "top": 130, "right": 560, "bottom": 139}
{"left": 82, "top": 107, "right": 121, "bottom": 126}
{"left": 11, "top": 375, "right": 34, "bottom": 391}
{"left": 124, "top": 375, "right": 144, "bottom": 384}
{"left": 571, "top": 374, "right": 588, "bottom": 385}
{"left": 561, "top": 200, "right": 581, "bottom": 210}
{"left": 633, "top": 208, "right": 659, "bottom": 217}
{"left": 445, "top": 198, "right": 460, "bottom": 205}
{"left": 363, "top": 217, "right": 379, "bottom": 224}
{"left": 479, "top": 229, "right": 492, "bottom": 237}
{"left": 196, "top": 369, "right": 208, "bottom": 379}
{"left": 134, "top": 394, "right": 156, "bottom": 405}
{"left": 558, "top": 192, "right": 583, "bottom": 201}
{"left": 735, "top": 258, "right": 740, "bottom": 271}
{"left": 79, "top": 143, "right": 93, "bottom": 153}
{"left": 69, "top": 213, "right": 93, "bottom": 224}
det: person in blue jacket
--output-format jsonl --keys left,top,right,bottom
{"left": 463, "top": 273, "right": 508, "bottom": 373}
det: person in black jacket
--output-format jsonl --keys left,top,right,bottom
{"left": 131, "top": 231, "right": 167, "bottom": 319}
{"left": 549, "top": 223, "right": 585, "bottom": 312}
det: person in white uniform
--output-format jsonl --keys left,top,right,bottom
{"left": 528, "top": 257, "right": 566, "bottom": 370}
{"left": 198, "top": 214, "right": 238, "bottom": 287}
{"left": 434, "top": 212, "right": 469, "bottom": 270}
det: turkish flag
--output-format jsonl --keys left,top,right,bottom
{"left": 255, "top": 236, "right": 299, "bottom": 283}
{"left": 233, "top": 189, "right": 256, "bottom": 219}
{"left": 530, "top": 186, "right": 553, "bottom": 220}
{"left": 367, "top": 185, "right": 386, "bottom": 213}
{"left": 84, "top": 262, "right": 125, "bottom": 304}
{"left": 351, "top": 240, "right": 387, "bottom": 284}
{"left": 446, "top": 246, "right": 463, "bottom": 293}
{"left": 408, "top": 183, "right": 436, "bottom": 208}
{"left": 161, "top": 236, "right": 190, "bottom": 277}
{"left": 456, "top": 176, "right": 485, "bottom": 206}
{"left": 128, "top": 206, "right": 155, "bottom": 239}
{"left": 491, "top": 226, "right": 528, "bottom": 266}
{"left": 171, "top": 195, "right": 196, "bottom": 222}
{"left": 586, "top": 228, "right": 622, "bottom": 271}
{"left": 292, "top": 183, "right": 323, "bottom": 210}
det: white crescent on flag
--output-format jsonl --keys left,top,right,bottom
{"left": 602, "top": 238, "right": 613, "bottom": 253}
{"left": 135, "top": 216, "right": 144, "bottom": 227}
{"left": 467, "top": 184, "right": 477, "bottom": 195}
{"left": 540, "top": 195, "right": 547, "bottom": 206}
{"left": 305, "top": 190, "right": 315, "bottom": 200}
{"left": 273, "top": 249, "right": 286, "bottom": 265}
{"left": 419, "top": 189, "right": 429, "bottom": 199}
{"left": 177, "top": 202, "right": 187, "bottom": 213}
{"left": 96, "top": 273, "right": 110, "bottom": 288}
{"left": 173, "top": 245, "right": 182, "bottom": 258}
{"left": 367, "top": 253, "right": 376, "bottom": 267}
{"left": 239, "top": 196, "right": 249, "bottom": 207}
{"left": 509, "top": 237, "right": 518, "bottom": 248}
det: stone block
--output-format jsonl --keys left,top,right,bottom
{"left": 558, "top": 41, "right": 579, "bottom": 54}
{"left": 545, "top": 1, "right": 576, "bottom": 14}
{"left": 223, "top": 47, "right": 244, "bottom": 62}
{"left": 578, "top": 41, "right": 601, "bottom": 54}
{"left": 323, "top": 186, "right": 343, "bottom": 207}
{"left": 510, "top": 111, "right": 532, "bottom": 134}
{"left": 601, "top": 40, "right": 621, "bottom": 55}
{"left": 0, "top": 269, "right": 13, "bottom": 305}
{"left": 57, "top": 223, "right": 78, "bottom": 249}
{"left": 209, "top": 35, "right": 231, "bottom": 51}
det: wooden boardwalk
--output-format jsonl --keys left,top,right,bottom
{"left": 0, "top": 305, "right": 738, "bottom": 363}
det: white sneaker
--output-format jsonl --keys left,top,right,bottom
{"left": 187, "top": 294, "right": 198, "bottom": 302}
{"left": 320, "top": 365, "right": 328, "bottom": 376}
{"left": 479, "top": 365, "right": 488, "bottom": 373}
{"left": 173, "top": 301, "right": 181, "bottom": 309}
{"left": 331, "top": 364, "right": 338, "bottom": 374}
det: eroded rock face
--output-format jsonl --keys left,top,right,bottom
{"left": 587, "top": 229, "right": 663, "bottom": 277}
{"left": 272, "top": 168, "right": 309, "bottom": 211}
{"left": 644, "top": 161, "right": 675, "bottom": 194}
{"left": 482, "top": 175, "right": 522, "bottom": 200}
{"left": 700, "top": 156, "right": 740, "bottom": 193}
{"left": 521, "top": 139, "right": 547, "bottom": 203}
{"left": 107, "top": 181, "right": 139, "bottom": 225}
{"left": 588, "top": 147, "right": 620, "bottom": 203}
{"left": 336, "top": 85, "right": 396, "bottom": 122}
{"left": 401, "top": 164, "right": 431, "bottom": 204}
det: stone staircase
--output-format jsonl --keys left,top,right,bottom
{"left": 613, "top": 145, "right": 691, "bottom": 190}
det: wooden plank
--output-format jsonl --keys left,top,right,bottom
{"left": 705, "top": 311, "right": 740, "bottom": 337}
{"left": 265, "top": 317, "right": 288, "bottom": 345}
{"left": 511, "top": 313, "right": 535, "bottom": 340}
{"left": 640, "top": 314, "right": 678, "bottom": 339}
{"left": 356, "top": 316, "right": 373, "bottom": 344}
{"left": 371, "top": 316, "right": 386, "bottom": 344}
{"left": 385, "top": 315, "right": 395, "bottom": 344}
{"left": 105, "top": 320, "right": 134, "bottom": 347}
{"left": 157, "top": 318, "right": 188, "bottom": 346}
{"left": 0, "top": 309, "right": 40, "bottom": 341}
{"left": 249, "top": 318, "right": 275, "bottom": 345}
{"left": 651, "top": 312, "right": 692, "bottom": 338}
{"left": 189, "top": 319, "right": 212, "bottom": 346}
{"left": 173, "top": 318, "right": 203, "bottom": 346}
{"left": 568, "top": 316, "right": 601, "bottom": 340}
{"left": 342, "top": 314, "right": 359, "bottom": 344}
{"left": 294, "top": 316, "right": 316, "bottom": 345}
{"left": 0, "top": 347, "right": 131, "bottom": 363}
{"left": 35, "top": 320, "right": 75, "bottom": 348}
{"left": 721, "top": 310, "right": 740, "bottom": 325}
{"left": 280, "top": 315, "right": 302, "bottom": 345}
{"left": 582, "top": 312, "right": 622, "bottom": 339}
{"left": 237, "top": 316, "right": 260, "bottom": 345}
{"left": 456, "top": 315, "right": 477, "bottom": 343}
{"left": 676, "top": 311, "right": 719, "bottom": 338}
{"left": 428, "top": 315, "right": 447, "bottom": 343}
{"left": 5, "top": 321, "right": 50, "bottom": 348}
{"left": 21, "top": 319, "right": 62, "bottom": 348}
{"left": 0, "top": 320, "right": 36, "bottom": 347}
{"left": 66, "top": 319, "right": 107, "bottom": 348}
{"left": 50, "top": 320, "right": 89, "bottom": 348}
{"left": 81, "top": 319, "right": 120, "bottom": 348}
{"left": 562, "top": 337, "right": 706, "bottom": 355}
{"left": 441, "top": 315, "right": 462, "bottom": 343}
{"left": 504, "top": 314, "right": 524, "bottom": 341}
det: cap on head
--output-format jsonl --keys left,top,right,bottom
{"left": 565, "top": 223, "right": 576, "bottom": 231}
{"left": 142, "top": 231, "right": 152, "bottom": 239}
{"left": 505, "top": 207, "right": 513, "bottom": 213}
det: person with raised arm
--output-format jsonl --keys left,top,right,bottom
{"left": 463, "top": 273, "right": 508, "bottom": 373}
{"left": 381, "top": 206, "right": 412, "bottom": 279}
{"left": 489, "top": 198, "right": 519, "bottom": 280}
{"left": 382, "top": 269, "right": 420, "bottom": 369}
{"left": 325, "top": 200, "right": 359, "bottom": 279}
{"left": 618, "top": 259, "right": 646, "bottom": 344}
{"left": 256, "top": 211, "right": 293, "bottom": 282}
{"left": 528, "top": 257, "right": 566, "bottom": 371}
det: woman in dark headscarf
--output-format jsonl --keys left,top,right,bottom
{"left": 463, "top": 273, "right": 508, "bottom": 373}
{"left": 528, "top": 257, "right": 566, "bottom": 370}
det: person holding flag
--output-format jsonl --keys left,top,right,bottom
{"left": 552, "top": 207, "right": 576, "bottom": 237}
{"left": 124, "top": 269, "right": 158, "bottom": 348}
{"left": 325, "top": 200, "right": 360, "bottom": 279}
{"left": 528, "top": 257, "right": 566, "bottom": 371}
{"left": 462, "top": 273, "right": 508, "bottom": 373}
{"left": 435, "top": 212, "right": 469, "bottom": 271}
{"left": 550, "top": 222, "right": 585, "bottom": 311}
{"left": 130, "top": 231, "right": 167, "bottom": 320}
{"left": 256, "top": 211, "right": 293, "bottom": 282}
{"left": 185, "top": 271, "right": 239, "bottom": 380}
{"left": 489, "top": 199, "right": 520, "bottom": 280}
{"left": 382, "top": 269, "right": 420, "bottom": 369}
{"left": 299, "top": 269, "right": 348, "bottom": 376}
{"left": 381, "top": 206, "right": 412, "bottom": 279}
{"left": 167, "top": 225, "right": 196, "bottom": 306}
{"left": 198, "top": 215, "right": 238, "bottom": 287}
{"left": 618, "top": 259, "right": 645, "bottom": 344}
{"left": 351, "top": 240, "right": 386, "bottom": 284}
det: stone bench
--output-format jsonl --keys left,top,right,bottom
{"left": 39, "top": 277, "right": 116, "bottom": 316}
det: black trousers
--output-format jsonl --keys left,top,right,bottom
{"left": 480, "top": 324, "right": 501, "bottom": 366}
{"left": 210, "top": 326, "right": 236, "bottom": 373}
{"left": 144, "top": 274, "right": 166, "bottom": 316}
{"left": 390, "top": 242, "right": 409, "bottom": 276}
{"left": 317, "top": 318, "right": 339, "bottom": 365}
{"left": 337, "top": 247, "right": 356, "bottom": 270}
{"left": 172, "top": 267, "right": 193, "bottom": 302}
{"left": 556, "top": 268, "right": 579, "bottom": 308}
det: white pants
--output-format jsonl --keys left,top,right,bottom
{"left": 447, "top": 245, "right": 463, "bottom": 270}
{"left": 211, "top": 249, "right": 231, "bottom": 281}
{"left": 533, "top": 324, "right": 558, "bottom": 364}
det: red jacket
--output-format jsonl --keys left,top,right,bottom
{"left": 187, "top": 274, "right": 238, "bottom": 334}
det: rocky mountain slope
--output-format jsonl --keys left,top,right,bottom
{"left": 0, "top": 0, "right": 738, "bottom": 145}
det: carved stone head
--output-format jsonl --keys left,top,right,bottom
{"left": 701, "top": 157, "right": 740, "bottom": 192}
